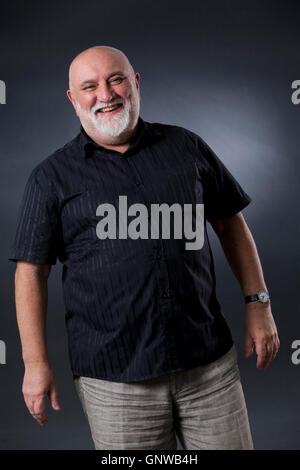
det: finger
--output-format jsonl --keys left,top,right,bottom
{"left": 276, "top": 337, "right": 280, "bottom": 353}
{"left": 264, "top": 342, "right": 274, "bottom": 368}
{"left": 32, "top": 396, "right": 48, "bottom": 424}
{"left": 265, "top": 341, "right": 275, "bottom": 368}
{"left": 255, "top": 341, "right": 268, "bottom": 369}
{"left": 264, "top": 333, "right": 279, "bottom": 367}
{"left": 48, "top": 386, "right": 61, "bottom": 411}
{"left": 31, "top": 412, "right": 48, "bottom": 426}
{"left": 23, "top": 395, "right": 48, "bottom": 426}
{"left": 23, "top": 394, "right": 33, "bottom": 413}
{"left": 270, "top": 335, "right": 280, "bottom": 363}
{"left": 269, "top": 338, "right": 277, "bottom": 364}
{"left": 32, "top": 395, "right": 46, "bottom": 416}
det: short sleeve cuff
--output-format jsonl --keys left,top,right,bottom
{"left": 207, "top": 193, "right": 252, "bottom": 222}
{"left": 8, "top": 250, "right": 57, "bottom": 265}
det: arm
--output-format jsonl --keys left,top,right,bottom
{"left": 211, "top": 212, "right": 280, "bottom": 369}
{"left": 15, "top": 261, "right": 60, "bottom": 426}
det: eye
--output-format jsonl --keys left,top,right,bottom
{"left": 111, "top": 77, "right": 124, "bottom": 83}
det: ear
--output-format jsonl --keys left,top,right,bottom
{"left": 66, "top": 89, "right": 79, "bottom": 116}
{"left": 135, "top": 72, "right": 141, "bottom": 91}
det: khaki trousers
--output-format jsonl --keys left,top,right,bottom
{"left": 74, "top": 344, "right": 254, "bottom": 450}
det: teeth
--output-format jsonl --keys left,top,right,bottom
{"left": 99, "top": 104, "right": 120, "bottom": 113}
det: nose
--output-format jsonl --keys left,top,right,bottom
{"left": 96, "top": 82, "right": 115, "bottom": 103}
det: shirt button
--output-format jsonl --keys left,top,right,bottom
{"left": 156, "top": 253, "right": 161, "bottom": 260}
{"left": 135, "top": 180, "right": 141, "bottom": 186}
{"left": 162, "top": 290, "right": 171, "bottom": 298}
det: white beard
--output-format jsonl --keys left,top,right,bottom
{"left": 75, "top": 98, "right": 133, "bottom": 137}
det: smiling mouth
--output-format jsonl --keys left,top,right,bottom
{"left": 96, "top": 103, "right": 123, "bottom": 114}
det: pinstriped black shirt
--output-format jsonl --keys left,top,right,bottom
{"left": 9, "top": 116, "right": 251, "bottom": 382}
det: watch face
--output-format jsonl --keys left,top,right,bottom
{"left": 258, "top": 290, "right": 269, "bottom": 303}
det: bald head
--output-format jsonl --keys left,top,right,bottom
{"left": 68, "top": 46, "right": 135, "bottom": 92}
{"left": 66, "top": 45, "right": 141, "bottom": 145}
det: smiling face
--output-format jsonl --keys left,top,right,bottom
{"left": 67, "top": 47, "right": 141, "bottom": 143}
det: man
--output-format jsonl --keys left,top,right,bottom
{"left": 9, "top": 45, "right": 279, "bottom": 450}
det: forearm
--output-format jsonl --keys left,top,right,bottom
{"left": 217, "top": 217, "right": 267, "bottom": 298}
{"left": 15, "top": 262, "right": 50, "bottom": 365}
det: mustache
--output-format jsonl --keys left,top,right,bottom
{"left": 92, "top": 99, "right": 125, "bottom": 113}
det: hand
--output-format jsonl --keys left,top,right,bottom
{"left": 22, "top": 361, "right": 61, "bottom": 426}
{"left": 244, "top": 302, "right": 280, "bottom": 369}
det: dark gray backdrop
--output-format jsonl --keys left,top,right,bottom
{"left": 1, "top": 0, "right": 299, "bottom": 449}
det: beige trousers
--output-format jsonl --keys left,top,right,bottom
{"left": 74, "top": 344, "right": 254, "bottom": 450}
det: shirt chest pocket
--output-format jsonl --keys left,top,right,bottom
{"left": 59, "top": 191, "right": 91, "bottom": 256}
{"left": 60, "top": 189, "right": 118, "bottom": 256}
{"left": 151, "top": 161, "right": 203, "bottom": 205}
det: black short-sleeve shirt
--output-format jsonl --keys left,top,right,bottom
{"left": 8, "top": 116, "right": 251, "bottom": 382}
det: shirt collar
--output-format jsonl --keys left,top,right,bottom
{"left": 78, "top": 116, "right": 162, "bottom": 159}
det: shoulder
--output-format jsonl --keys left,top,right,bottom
{"left": 27, "top": 132, "right": 81, "bottom": 182}
{"left": 146, "top": 120, "right": 195, "bottom": 138}
{"left": 146, "top": 120, "right": 215, "bottom": 170}
{"left": 148, "top": 120, "right": 210, "bottom": 149}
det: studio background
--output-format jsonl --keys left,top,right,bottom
{"left": 1, "top": 0, "right": 299, "bottom": 449}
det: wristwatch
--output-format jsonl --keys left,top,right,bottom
{"left": 245, "top": 290, "right": 270, "bottom": 304}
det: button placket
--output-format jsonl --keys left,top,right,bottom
{"left": 124, "top": 157, "right": 144, "bottom": 190}
{"left": 161, "top": 288, "right": 172, "bottom": 299}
